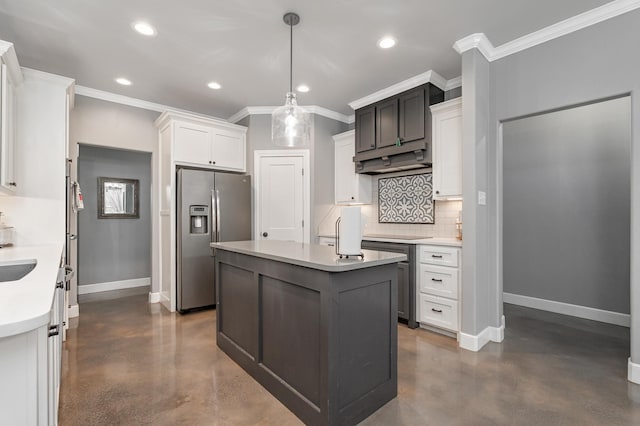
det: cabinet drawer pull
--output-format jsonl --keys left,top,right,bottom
{"left": 431, "top": 255, "right": 443, "bottom": 259}
{"left": 48, "top": 325, "right": 59, "bottom": 337}
{"left": 431, "top": 308, "right": 443, "bottom": 313}
{"left": 431, "top": 278, "right": 443, "bottom": 282}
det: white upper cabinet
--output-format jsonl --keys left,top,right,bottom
{"left": 0, "top": 41, "right": 23, "bottom": 195}
{"left": 162, "top": 112, "right": 247, "bottom": 172}
{"left": 212, "top": 128, "right": 245, "bottom": 171}
{"left": 333, "top": 130, "right": 371, "bottom": 205}
{"left": 173, "top": 122, "right": 212, "bottom": 165}
{"left": 431, "top": 97, "right": 462, "bottom": 200}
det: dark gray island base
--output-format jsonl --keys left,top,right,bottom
{"left": 211, "top": 241, "right": 406, "bottom": 426}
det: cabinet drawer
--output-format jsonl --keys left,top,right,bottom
{"left": 419, "top": 245, "right": 459, "bottom": 267}
{"left": 418, "top": 264, "right": 458, "bottom": 299}
{"left": 418, "top": 294, "right": 458, "bottom": 332}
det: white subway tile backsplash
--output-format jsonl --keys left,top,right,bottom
{"left": 317, "top": 170, "right": 463, "bottom": 238}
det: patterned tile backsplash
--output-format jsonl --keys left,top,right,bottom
{"left": 318, "top": 169, "right": 462, "bottom": 238}
{"left": 378, "top": 173, "right": 434, "bottom": 224}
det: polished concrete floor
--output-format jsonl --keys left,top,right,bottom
{"left": 59, "top": 295, "right": 640, "bottom": 425}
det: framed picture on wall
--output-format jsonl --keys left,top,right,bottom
{"left": 97, "top": 177, "right": 140, "bottom": 219}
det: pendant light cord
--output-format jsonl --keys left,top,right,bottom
{"left": 289, "top": 20, "right": 293, "bottom": 93}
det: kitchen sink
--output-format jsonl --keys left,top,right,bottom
{"left": 0, "top": 259, "right": 37, "bottom": 282}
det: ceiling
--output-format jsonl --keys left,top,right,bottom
{"left": 0, "top": 0, "right": 613, "bottom": 119}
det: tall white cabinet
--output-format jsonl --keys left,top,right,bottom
{"left": 0, "top": 41, "right": 22, "bottom": 195}
{"left": 154, "top": 111, "right": 247, "bottom": 311}
{"left": 333, "top": 130, "right": 371, "bottom": 204}
{"left": 431, "top": 97, "right": 462, "bottom": 200}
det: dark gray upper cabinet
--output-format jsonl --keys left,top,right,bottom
{"left": 354, "top": 83, "right": 444, "bottom": 174}
{"left": 399, "top": 89, "right": 425, "bottom": 143}
{"left": 375, "top": 98, "right": 399, "bottom": 148}
{"left": 355, "top": 105, "right": 376, "bottom": 153}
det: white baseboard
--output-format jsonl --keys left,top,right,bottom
{"left": 148, "top": 292, "right": 161, "bottom": 304}
{"left": 68, "top": 304, "right": 79, "bottom": 318}
{"left": 503, "top": 292, "right": 630, "bottom": 327}
{"left": 459, "top": 327, "right": 492, "bottom": 352}
{"left": 629, "top": 358, "right": 640, "bottom": 384}
{"left": 78, "top": 277, "right": 151, "bottom": 295}
{"left": 490, "top": 315, "right": 506, "bottom": 342}
{"left": 459, "top": 315, "right": 505, "bottom": 351}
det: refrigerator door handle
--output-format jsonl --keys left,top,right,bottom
{"left": 211, "top": 189, "right": 217, "bottom": 243}
{"left": 215, "top": 189, "right": 221, "bottom": 242}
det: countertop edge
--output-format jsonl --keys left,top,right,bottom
{"left": 0, "top": 244, "right": 63, "bottom": 338}
{"left": 212, "top": 242, "right": 407, "bottom": 272}
{"left": 317, "top": 234, "right": 463, "bottom": 247}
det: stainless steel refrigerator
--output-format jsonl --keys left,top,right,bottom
{"left": 176, "top": 168, "right": 251, "bottom": 312}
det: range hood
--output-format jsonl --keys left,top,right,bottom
{"left": 351, "top": 81, "right": 444, "bottom": 175}
{"left": 355, "top": 147, "right": 430, "bottom": 174}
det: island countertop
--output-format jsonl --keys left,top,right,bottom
{"left": 211, "top": 240, "right": 407, "bottom": 272}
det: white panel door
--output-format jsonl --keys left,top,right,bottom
{"left": 258, "top": 155, "right": 304, "bottom": 242}
{"left": 212, "top": 129, "right": 245, "bottom": 171}
{"left": 173, "top": 122, "right": 211, "bottom": 166}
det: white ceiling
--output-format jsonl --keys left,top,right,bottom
{"left": 0, "top": 0, "right": 613, "bottom": 119}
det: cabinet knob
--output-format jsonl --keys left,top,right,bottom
{"left": 212, "top": 161, "right": 216, "bottom": 164}
{"left": 208, "top": 161, "right": 212, "bottom": 164}
{"left": 435, "top": 190, "right": 440, "bottom": 194}
{"left": 8, "top": 182, "right": 17, "bottom": 187}
{"left": 262, "top": 232, "right": 268, "bottom": 238}
{"left": 351, "top": 196, "right": 355, "bottom": 200}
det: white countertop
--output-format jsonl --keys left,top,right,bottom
{"left": 318, "top": 234, "right": 462, "bottom": 247}
{"left": 211, "top": 240, "right": 407, "bottom": 272}
{"left": 0, "top": 244, "right": 63, "bottom": 338}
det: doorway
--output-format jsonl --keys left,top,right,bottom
{"left": 76, "top": 145, "right": 152, "bottom": 302}
{"left": 501, "top": 96, "right": 631, "bottom": 360}
{"left": 254, "top": 150, "right": 310, "bottom": 243}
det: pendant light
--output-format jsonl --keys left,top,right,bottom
{"left": 272, "top": 12, "right": 311, "bottom": 147}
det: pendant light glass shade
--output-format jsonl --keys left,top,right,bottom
{"left": 272, "top": 12, "right": 310, "bottom": 147}
{"left": 272, "top": 92, "right": 311, "bottom": 147}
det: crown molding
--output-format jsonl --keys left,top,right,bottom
{"left": 452, "top": 33, "right": 495, "bottom": 59}
{"left": 348, "top": 70, "right": 449, "bottom": 110}
{"left": 74, "top": 85, "right": 230, "bottom": 124}
{"left": 0, "top": 40, "right": 23, "bottom": 85}
{"left": 228, "top": 105, "right": 354, "bottom": 124}
{"left": 453, "top": 0, "right": 640, "bottom": 61}
{"left": 445, "top": 76, "right": 462, "bottom": 91}
{"left": 155, "top": 109, "right": 247, "bottom": 132}
{"left": 21, "top": 67, "right": 75, "bottom": 88}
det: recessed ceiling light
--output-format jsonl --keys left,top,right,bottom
{"left": 116, "top": 77, "right": 132, "bottom": 86}
{"left": 132, "top": 21, "right": 157, "bottom": 36}
{"left": 378, "top": 37, "right": 396, "bottom": 49}
{"left": 207, "top": 81, "right": 222, "bottom": 90}
{"left": 296, "top": 84, "right": 310, "bottom": 93}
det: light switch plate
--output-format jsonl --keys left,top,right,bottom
{"left": 478, "top": 191, "right": 486, "bottom": 205}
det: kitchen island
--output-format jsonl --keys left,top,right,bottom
{"left": 210, "top": 240, "right": 406, "bottom": 426}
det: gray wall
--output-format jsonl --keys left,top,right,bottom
{"left": 77, "top": 145, "right": 152, "bottom": 285}
{"left": 503, "top": 97, "right": 631, "bottom": 313}
{"left": 461, "top": 49, "right": 492, "bottom": 335}
{"left": 242, "top": 113, "right": 348, "bottom": 241}
{"left": 461, "top": 8, "right": 640, "bottom": 360}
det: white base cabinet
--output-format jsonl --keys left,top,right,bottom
{"left": 431, "top": 97, "right": 462, "bottom": 200}
{"left": 417, "top": 244, "right": 461, "bottom": 334}
{"left": 0, "top": 284, "right": 64, "bottom": 425}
